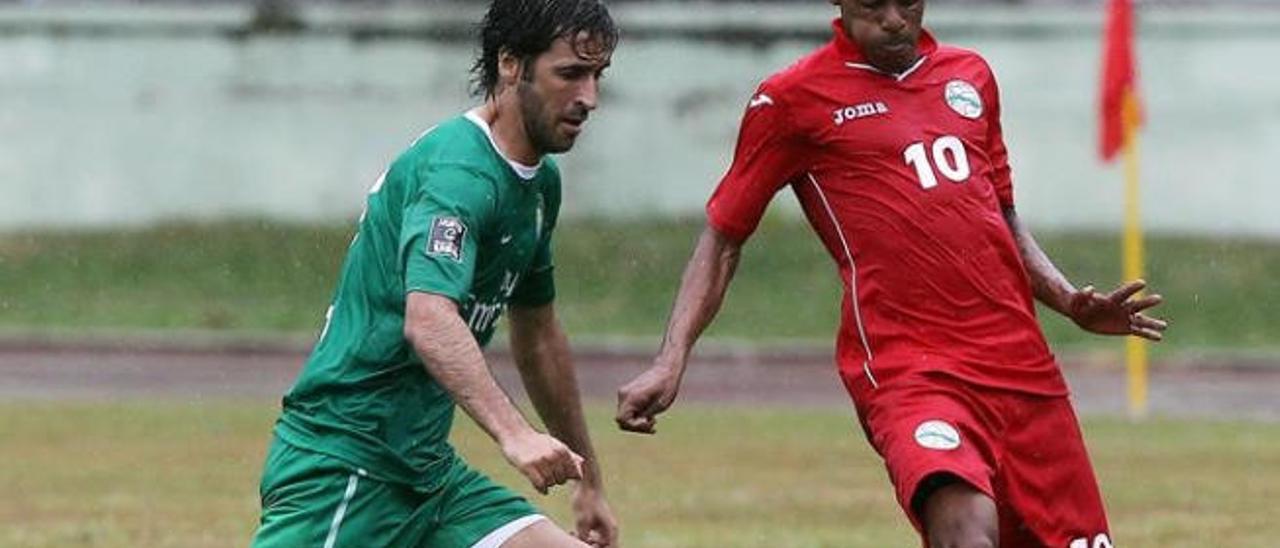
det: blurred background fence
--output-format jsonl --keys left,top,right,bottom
{"left": 3, "top": 1, "right": 1280, "bottom": 235}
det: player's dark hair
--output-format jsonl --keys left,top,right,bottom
{"left": 471, "top": 0, "right": 618, "bottom": 99}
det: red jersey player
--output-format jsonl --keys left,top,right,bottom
{"left": 616, "top": 1, "right": 1167, "bottom": 547}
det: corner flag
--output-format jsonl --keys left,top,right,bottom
{"left": 1100, "top": 0, "right": 1140, "bottom": 161}
{"left": 1099, "top": 0, "right": 1147, "bottom": 418}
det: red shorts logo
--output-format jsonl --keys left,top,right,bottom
{"left": 913, "top": 420, "right": 961, "bottom": 451}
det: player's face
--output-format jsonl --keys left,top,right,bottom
{"left": 833, "top": 0, "right": 925, "bottom": 74}
{"left": 518, "top": 33, "right": 612, "bottom": 155}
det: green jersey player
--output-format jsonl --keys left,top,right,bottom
{"left": 250, "top": 2, "right": 618, "bottom": 547}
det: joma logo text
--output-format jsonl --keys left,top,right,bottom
{"left": 833, "top": 102, "right": 889, "bottom": 126}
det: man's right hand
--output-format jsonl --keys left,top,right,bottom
{"left": 615, "top": 362, "right": 682, "bottom": 434}
{"left": 500, "top": 431, "right": 584, "bottom": 494}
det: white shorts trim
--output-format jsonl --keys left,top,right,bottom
{"left": 322, "top": 473, "right": 360, "bottom": 548}
{"left": 806, "top": 172, "right": 879, "bottom": 388}
{"left": 470, "top": 514, "right": 548, "bottom": 548}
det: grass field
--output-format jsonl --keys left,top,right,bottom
{"left": 2, "top": 219, "right": 1279, "bottom": 354}
{"left": 2, "top": 400, "right": 1277, "bottom": 547}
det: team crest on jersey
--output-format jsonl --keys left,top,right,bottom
{"left": 944, "top": 80, "right": 983, "bottom": 119}
{"left": 427, "top": 216, "right": 467, "bottom": 262}
{"left": 914, "top": 420, "right": 961, "bottom": 451}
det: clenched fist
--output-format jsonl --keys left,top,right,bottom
{"left": 500, "top": 430, "right": 584, "bottom": 494}
{"left": 616, "top": 363, "right": 682, "bottom": 434}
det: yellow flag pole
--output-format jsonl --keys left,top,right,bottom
{"left": 1121, "top": 90, "right": 1148, "bottom": 419}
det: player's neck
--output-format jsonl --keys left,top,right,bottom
{"left": 476, "top": 100, "right": 541, "bottom": 166}
{"left": 869, "top": 55, "right": 921, "bottom": 76}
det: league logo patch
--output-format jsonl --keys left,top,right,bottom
{"left": 944, "top": 80, "right": 983, "bottom": 120}
{"left": 427, "top": 216, "right": 467, "bottom": 262}
{"left": 914, "top": 420, "right": 961, "bottom": 451}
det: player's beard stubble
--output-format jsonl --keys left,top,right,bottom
{"left": 517, "top": 78, "right": 585, "bottom": 156}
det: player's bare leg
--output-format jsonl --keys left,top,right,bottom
{"left": 499, "top": 520, "right": 592, "bottom": 548}
{"left": 921, "top": 477, "right": 999, "bottom": 548}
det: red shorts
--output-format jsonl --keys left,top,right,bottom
{"left": 841, "top": 370, "right": 1113, "bottom": 548}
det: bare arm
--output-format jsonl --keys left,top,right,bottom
{"left": 404, "top": 292, "right": 583, "bottom": 493}
{"left": 508, "top": 303, "right": 618, "bottom": 545}
{"left": 1002, "top": 207, "right": 1167, "bottom": 340}
{"left": 655, "top": 226, "right": 744, "bottom": 373}
{"left": 508, "top": 303, "right": 602, "bottom": 489}
{"left": 615, "top": 225, "right": 743, "bottom": 433}
{"left": 1003, "top": 206, "right": 1077, "bottom": 316}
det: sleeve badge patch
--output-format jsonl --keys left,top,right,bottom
{"left": 427, "top": 216, "right": 467, "bottom": 262}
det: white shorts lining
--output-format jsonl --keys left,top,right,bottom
{"left": 470, "top": 514, "right": 548, "bottom": 548}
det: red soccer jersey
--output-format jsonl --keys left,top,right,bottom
{"left": 707, "top": 21, "right": 1067, "bottom": 396}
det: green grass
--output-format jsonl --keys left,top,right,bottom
{"left": 0, "top": 401, "right": 1277, "bottom": 547}
{"left": 2, "top": 219, "right": 1278, "bottom": 353}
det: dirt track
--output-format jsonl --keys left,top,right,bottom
{"left": 1, "top": 340, "right": 1277, "bottom": 421}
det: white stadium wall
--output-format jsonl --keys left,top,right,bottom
{"left": 1, "top": 4, "right": 1278, "bottom": 236}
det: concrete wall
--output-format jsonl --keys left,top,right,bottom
{"left": 2, "top": 4, "right": 1279, "bottom": 235}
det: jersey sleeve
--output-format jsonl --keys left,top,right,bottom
{"left": 509, "top": 175, "right": 561, "bottom": 307}
{"left": 400, "top": 163, "right": 497, "bottom": 303}
{"left": 706, "top": 82, "right": 806, "bottom": 242}
{"left": 982, "top": 64, "right": 1015, "bottom": 209}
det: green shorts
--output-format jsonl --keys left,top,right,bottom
{"left": 250, "top": 436, "right": 541, "bottom": 548}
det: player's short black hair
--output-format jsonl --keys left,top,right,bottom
{"left": 470, "top": 0, "right": 618, "bottom": 99}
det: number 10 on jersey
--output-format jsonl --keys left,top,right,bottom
{"left": 904, "top": 135, "right": 971, "bottom": 189}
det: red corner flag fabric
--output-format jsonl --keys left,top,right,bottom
{"left": 1099, "top": 0, "right": 1140, "bottom": 161}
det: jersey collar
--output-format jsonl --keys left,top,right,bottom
{"left": 831, "top": 18, "right": 938, "bottom": 82}
{"left": 465, "top": 108, "right": 542, "bottom": 182}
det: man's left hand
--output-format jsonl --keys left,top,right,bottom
{"left": 571, "top": 484, "right": 619, "bottom": 547}
{"left": 1068, "top": 279, "right": 1168, "bottom": 341}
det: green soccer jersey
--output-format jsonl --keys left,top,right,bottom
{"left": 275, "top": 111, "right": 561, "bottom": 493}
